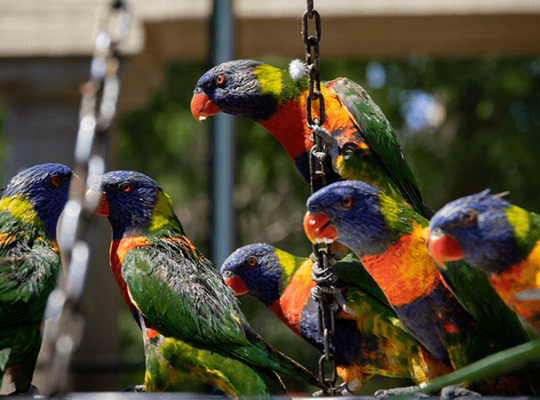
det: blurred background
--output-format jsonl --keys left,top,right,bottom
{"left": 1, "top": 0, "right": 540, "bottom": 395}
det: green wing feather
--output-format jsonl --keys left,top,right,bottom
{"left": 122, "top": 240, "right": 323, "bottom": 388}
{"left": 0, "top": 212, "right": 61, "bottom": 390}
{"left": 440, "top": 261, "right": 531, "bottom": 348}
{"left": 332, "top": 78, "right": 427, "bottom": 218}
{"left": 0, "top": 211, "right": 61, "bottom": 327}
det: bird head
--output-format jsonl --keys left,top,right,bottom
{"left": 428, "top": 189, "right": 518, "bottom": 274}
{"left": 91, "top": 170, "right": 178, "bottom": 240}
{"left": 191, "top": 59, "right": 305, "bottom": 122}
{"left": 303, "top": 181, "right": 392, "bottom": 257}
{"left": 1, "top": 163, "right": 73, "bottom": 239}
{"left": 220, "top": 243, "right": 288, "bottom": 306}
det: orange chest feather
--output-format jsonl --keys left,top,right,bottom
{"left": 259, "top": 84, "right": 365, "bottom": 160}
{"left": 109, "top": 237, "right": 150, "bottom": 307}
{"left": 489, "top": 243, "right": 540, "bottom": 322}
{"left": 360, "top": 229, "right": 441, "bottom": 307}
{"left": 270, "top": 259, "right": 315, "bottom": 336}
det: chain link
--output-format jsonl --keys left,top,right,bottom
{"left": 41, "top": 1, "right": 129, "bottom": 395}
{"left": 302, "top": 0, "right": 339, "bottom": 395}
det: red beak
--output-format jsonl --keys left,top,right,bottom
{"left": 93, "top": 193, "right": 110, "bottom": 216}
{"left": 223, "top": 275, "right": 249, "bottom": 296}
{"left": 190, "top": 93, "right": 222, "bottom": 122}
{"left": 303, "top": 211, "right": 338, "bottom": 244}
{"left": 428, "top": 234, "right": 464, "bottom": 267}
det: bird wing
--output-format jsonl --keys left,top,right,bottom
{"left": 122, "top": 240, "right": 322, "bottom": 382}
{"left": 331, "top": 78, "right": 427, "bottom": 218}
{"left": 0, "top": 232, "right": 60, "bottom": 328}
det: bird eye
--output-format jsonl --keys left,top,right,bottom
{"left": 121, "top": 183, "right": 132, "bottom": 193}
{"left": 216, "top": 74, "right": 226, "bottom": 86}
{"left": 341, "top": 196, "right": 353, "bottom": 208}
{"left": 50, "top": 176, "right": 61, "bottom": 187}
{"left": 463, "top": 210, "right": 476, "bottom": 224}
{"left": 246, "top": 257, "right": 257, "bottom": 267}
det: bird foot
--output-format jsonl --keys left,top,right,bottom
{"left": 312, "top": 382, "right": 355, "bottom": 397}
{"left": 514, "top": 288, "right": 540, "bottom": 301}
{"left": 309, "top": 125, "right": 340, "bottom": 167}
{"left": 375, "top": 385, "right": 428, "bottom": 399}
{"left": 440, "top": 385, "right": 481, "bottom": 400}
{"left": 9, "top": 384, "right": 40, "bottom": 396}
{"left": 121, "top": 384, "right": 145, "bottom": 392}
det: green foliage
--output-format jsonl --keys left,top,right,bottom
{"left": 117, "top": 55, "right": 540, "bottom": 393}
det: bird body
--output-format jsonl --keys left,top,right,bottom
{"left": 303, "top": 181, "right": 536, "bottom": 395}
{"left": 0, "top": 163, "right": 73, "bottom": 394}
{"left": 94, "top": 171, "right": 323, "bottom": 397}
{"left": 192, "top": 59, "right": 427, "bottom": 217}
{"left": 429, "top": 190, "right": 540, "bottom": 331}
{"left": 221, "top": 244, "right": 452, "bottom": 393}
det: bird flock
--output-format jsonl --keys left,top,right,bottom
{"left": 1, "top": 58, "right": 539, "bottom": 398}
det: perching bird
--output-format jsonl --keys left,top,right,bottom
{"left": 0, "top": 163, "right": 73, "bottom": 394}
{"left": 428, "top": 189, "right": 540, "bottom": 332}
{"left": 220, "top": 243, "right": 452, "bottom": 394}
{"left": 191, "top": 59, "right": 429, "bottom": 217}
{"left": 92, "top": 170, "right": 324, "bottom": 398}
{"left": 303, "top": 180, "right": 537, "bottom": 396}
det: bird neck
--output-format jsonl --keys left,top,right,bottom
{"left": 109, "top": 236, "right": 150, "bottom": 310}
{"left": 269, "top": 258, "right": 315, "bottom": 337}
{"left": 359, "top": 221, "right": 441, "bottom": 307}
{"left": 488, "top": 242, "right": 540, "bottom": 323}
{"left": 0, "top": 194, "right": 52, "bottom": 238}
{"left": 258, "top": 95, "right": 314, "bottom": 161}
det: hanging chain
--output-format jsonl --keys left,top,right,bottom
{"left": 303, "top": 0, "right": 339, "bottom": 395}
{"left": 41, "top": 1, "right": 129, "bottom": 395}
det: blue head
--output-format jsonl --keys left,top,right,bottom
{"left": 429, "top": 189, "right": 519, "bottom": 274}
{"left": 220, "top": 243, "right": 284, "bottom": 306}
{"left": 1, "top": 163, "right": 73, "bottom": 239}
{"left": 192, "top": 59, "right": 301, "bottom": 122}
{"left": 94, "top": 170, "right": 177, "bottom": 240}
{"left": 304, "top": 181, "right": 392, "bottom": 256}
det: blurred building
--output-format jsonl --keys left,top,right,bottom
{"left": 1, "top": 0, "right": 540, "bottom": 393}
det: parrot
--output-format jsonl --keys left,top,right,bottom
{"left": 302, "top": 180, "right": 538, "bottom": 396}
{"left": 0, "top": 163, "right": 73, "bottom": 394}
{"left": 220, "top": 243, "right": 453, "bottom": 394}
{"left": 191, "top": 59, "right": 430, "bottom": 218}
{"left": 428, "top": 189, "right": 540, "bottom": 333}
{"left": 92, "top": 170, "right": 324, "bottom": 398}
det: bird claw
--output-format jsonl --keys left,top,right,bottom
{"left": 312, "top": 382, "right": 354, "bottom": 397}
{"left": 309, "top": 126, "right": 340, "bottom": 167}
{"left": 440, "top": 385, "right": 481, "bottom": 400}
{"left": 514, "top": 288, "right": 540, "bottom": 301}
{"left": 374, "top": 385, "right": 428, "bottom": 399}
{"left": 9, "top": 385, "right": 40, "bottom": 396}
{"left": 121, "top": 384, "right": 146, "bottom": 392}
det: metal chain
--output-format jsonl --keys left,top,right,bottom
{"left": 41, "top": 1, "right": 129, "bottom": 395}
{"left": 302, "top": 0, "right": 339, "bottom": 395}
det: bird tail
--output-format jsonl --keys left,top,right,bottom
{"left": 242, "top": 323, "right": 326, "bottom": 391}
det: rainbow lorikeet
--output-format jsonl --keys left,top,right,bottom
{"left": 0, "top": 163, "right": 73, "bottom": 394}
{"left": 428, "top": 189, "right": 540, "bottom": 332}
{"left": 303, "top": 180, "right": 537, "bottom": 395}
{"left": 220, "top": 243, "right": 452, "bottom": 394}
{"left": 191, "top": 59, "right": 429, "bottom": 217}
{"left": 92, "top": 170, "right": 324, "bottom": 398}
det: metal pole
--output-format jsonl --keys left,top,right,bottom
{"left": 211, "top": 0, "right": 235, "bottom": 266}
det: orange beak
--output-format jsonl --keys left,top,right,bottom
{"left": 190, "top": 93, "right": 222, "bottom": 122}
{"left": 93, "top": 193, "right": 110, "bottom": 216}
{"left": 303, "top": 211, "right": 338, "bottom": 244}
{"left": 223, "top": 275, "right": 249, "bottom": 296}
{"left": 428, "top": 234, "right": 464, "bottom": 267}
